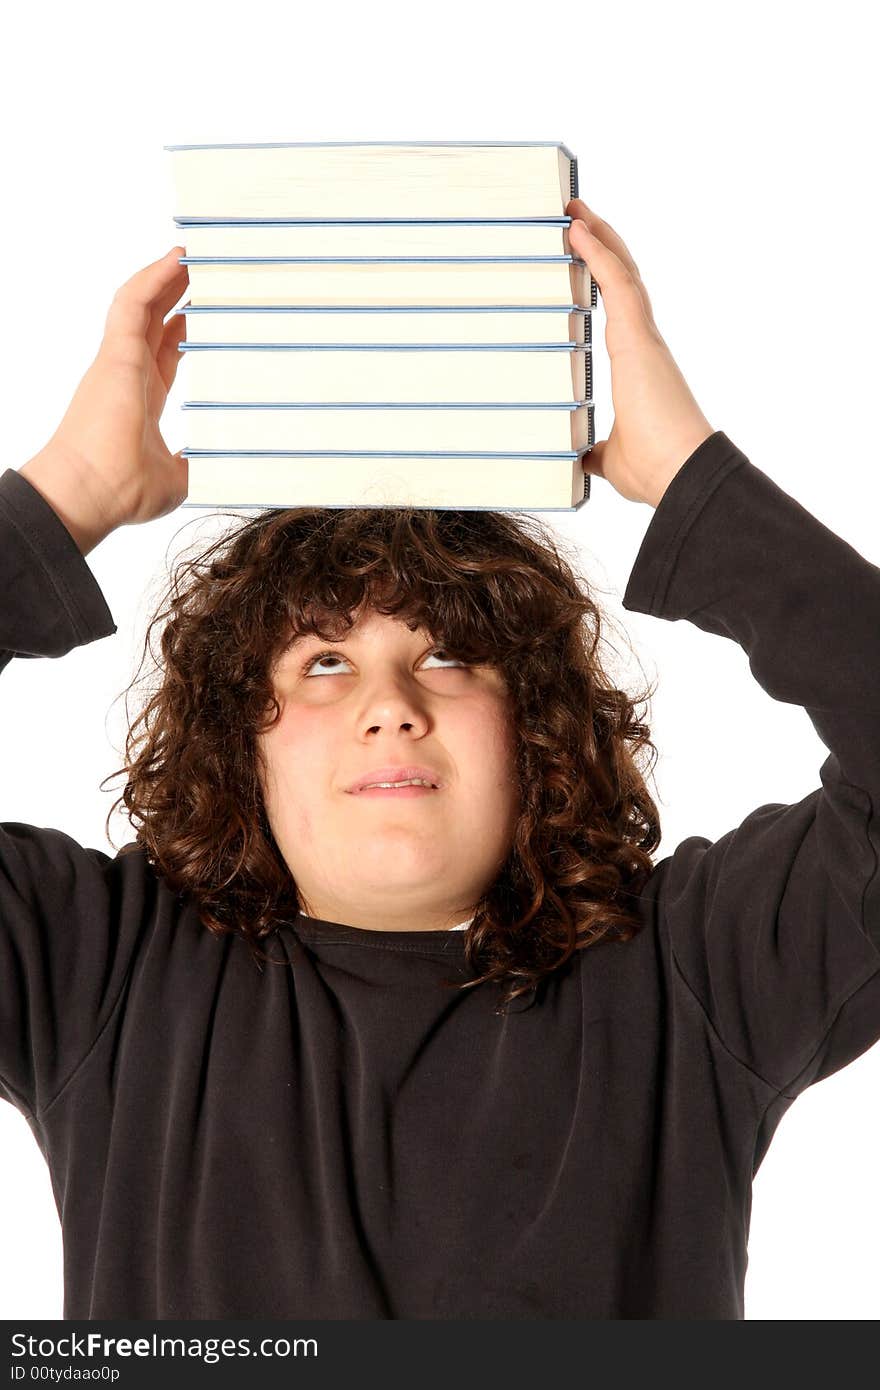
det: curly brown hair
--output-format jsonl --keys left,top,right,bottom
{"left": 102, "top": 504, "right": 662, "bottom": 1013}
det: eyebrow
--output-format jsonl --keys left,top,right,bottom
{"left": 280, "top": 627, "right": 429, "bottom": 662}
{"left": 282, "top": 619, "right": 422, "bottom": 651}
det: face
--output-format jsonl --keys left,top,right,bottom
{"left": 256, "top": 604, "right": 520, "bottom": 932}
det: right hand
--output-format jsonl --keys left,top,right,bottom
{"left": 20, "top": 247, "right": 190, "bottom": 553}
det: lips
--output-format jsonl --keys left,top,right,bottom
{"left": 347, "top": 764, "right": 443, "bottom": 793}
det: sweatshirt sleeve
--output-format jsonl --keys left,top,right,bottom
{"left": 622, "top": 431, "right": 880, "bottom": 1097}
{"left": 0, "top": 465, "right": 139, "bottom": 1121}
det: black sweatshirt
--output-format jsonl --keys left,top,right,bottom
{"left": 2, "top": 431, "right": 879, "bottom": 1321}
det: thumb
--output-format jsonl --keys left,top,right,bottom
{"left": 582, "top": 438, "right": 606, "bottom": 479}
{"left": 169, "top": 448, "right": 189, "bottom": 507}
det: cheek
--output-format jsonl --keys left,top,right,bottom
{"left": 460, "top": 699, "right": 519, "bottom": 793}
{"left": 259, "top": 703, "right": 339, "bottom": 805}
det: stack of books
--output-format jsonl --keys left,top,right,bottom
{"left": 164, "top": 141, "right": 596, "bottom": 511}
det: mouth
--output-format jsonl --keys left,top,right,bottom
{"left": 347, "top": 767, "right": 443, "bottom": 795}
{"left": 350, "top": 783, "right": 440, "bottom": 799}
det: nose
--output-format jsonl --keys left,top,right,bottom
{"left": 360, "top": 673, "right": 430, "bottom": 738}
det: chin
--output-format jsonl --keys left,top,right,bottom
{"left": 354, "top": 844, "right": 449, "bottom": 888}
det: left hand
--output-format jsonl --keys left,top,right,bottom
{"left": 566, "top": 198, "right": 715, "bottom": 507}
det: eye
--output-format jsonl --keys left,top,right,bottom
{"left": 303, "top": 652, "right": 352, "bottom": 677}
{"left": 422, "top": 648, "right": 466, "bottom": 670}
{"left": 302, "top": 648, "right": 466, "bottom": 677}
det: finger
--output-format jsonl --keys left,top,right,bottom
{"left": 582, "top": 439, "right": 606, "bottom": 478}
{"left": 567, "top": 220, "right": 651, "bottom": 333}
{"left": 146, "top": 265, "right": 191, "bottom": 359}
{"left": 566, "top": 200, "right": 642, "bottom": 281}
{"left": 566, "top": 202, "right": 656, "bottom": 326}
{"left": 175, "top": 450, "right": 189, "bottom": 506}
{"left": 121, "top": 245, "right": 189, "bottom": 308}
{"left": 104, "top": 247, "right": 189, "bottom": 347}
{"left": 155, "top": 307, "right": 189, "bottom": 395}
{"left": 147, "top": 309, "right": 187, "bottom": 417}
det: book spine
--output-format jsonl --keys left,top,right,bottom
{"left": 572, "top": 153, "right": 596, "bottom": 487}
{"left": 570, "top": 160, "right": 597, "bottom": 306}
{"left": 581, "top": 402, "right": 595, "bottom": 502}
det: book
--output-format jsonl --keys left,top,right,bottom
{"left": 179, "top": 221, "right": 577, "bottom": 257}
{"left": 165, "top": 141, "right": 578, "bottom": 220}
{"left": 181, "top": 403, "right": 594, "bottom": 454}
{"left": 179, "top": 304, "right": 592, "bottom": 347}
{"left": 180, "top": 454, "right": 591, "bottom": 510}
{"left": 164, "top": 141, "right": 596, "bottom": 511}
{"left": 177, "top": 254, "right": 591, "bottom": 308}
{"left": 182, "top": 346, "right": 591, "bottom": 402}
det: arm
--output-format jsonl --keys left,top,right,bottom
{"left": 0, "top": 245, "right": 190, "bottom": 1118}
{"left": 622, "top": 430, "right": 880, "bottom": 1094}
{"left": 0, "top": 465, "right": 122, "bottom": 1116}
{"left": 568, "top": 202, "right": 880, "bottom": 1096}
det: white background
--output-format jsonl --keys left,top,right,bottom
{"left": 1, "top": 0, "right": 878, "bottom": 1321}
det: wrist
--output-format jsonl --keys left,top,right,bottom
{"left": 644, "top": 424, "right": 716, "bottom": 508}
{"left": 643, "top": 470, "right": 682, "bottom": 509}
{"left": 19, "top": 448, "right": 120, "bottom": 556}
